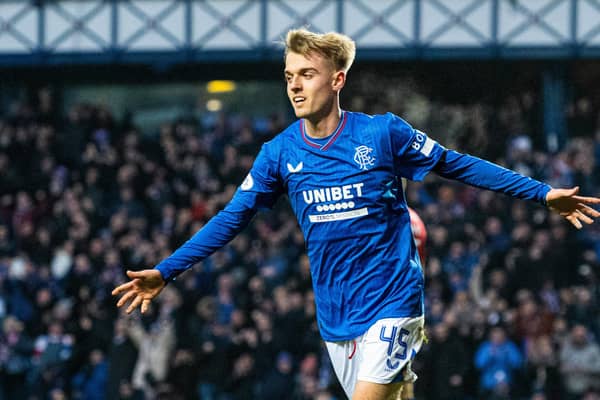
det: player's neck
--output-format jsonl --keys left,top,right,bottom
{"left": 303, "top": 107, "right": 342, "bottom": 139}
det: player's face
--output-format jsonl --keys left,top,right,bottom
{"left": 284, "top": 51, "right": 341, "bottom": 121}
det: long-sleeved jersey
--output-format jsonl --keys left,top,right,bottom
{"left": 156, "top": 111, "right": 551, "bottom": 341}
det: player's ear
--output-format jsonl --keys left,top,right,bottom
{"left": 332, "top": 70, "right": 346, "bottom": 91}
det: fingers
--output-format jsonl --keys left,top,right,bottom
{"left": 141, "top": 299, "right": 151, "bottom": 314}
{"left": 116, "top": 290, "right": 137, "bottom": 308}
{"left": 126, "top": 295, "right": 144, "bottom": 314}
{"left": 572, "top": 195, "right": 600, "bottom": 205}
{"left": 575, "top": 210, "right": 594, "bottom": 225}
{"left": 565, "top": 210, "right": 593, "bottom": 229}
{"left": 566, "top": 214, "right": 582, "bottom": 229}
{"left": 112, "top": 281, "right": 135, "bottom": 296}
{"left": 578, "top": 204, "right": 600, "bottom": 218}
{"left": 565, "top": 186, "right": 580, "bottom": 196}
{"left": 548, "top": 187, "right": 579, "bottom": 201}
{"left": 126, "top": 270, "right": 147, "bottom": 279}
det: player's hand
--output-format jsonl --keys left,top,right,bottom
{"left": 546, "top": 186, "right": 600, "bottom": 229}
{"left": 112, "top": 269, "right": 166, "bottom": 314}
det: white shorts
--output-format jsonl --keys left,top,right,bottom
{"left": 325, "top": 316, "right": 425, "bottom": 399}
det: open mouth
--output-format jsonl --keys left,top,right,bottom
{"left": 293, "top": 96, "right": 306, "bottom": 105}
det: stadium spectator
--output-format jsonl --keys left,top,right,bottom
{"left": 0, "top": 315, "right": 32, "bottom": 400}
{"left": 126, "top": 303, "right": 176, "bottom": 398}
{"left": 260, "top": 350, "right": 295, "bottom": 399}
{"left": 71, "top": 348, "right": 108, "bottom": 400}
{"left": 559, "top": 324, "right": 600, "bottom": 399}
{"left": 474, "top": 326, "right": 523, "bottom": 398}
{"left": 29, "top": 321, "right": 74, "bottom": 398}
{"left": 525, "top": 334, "right": 560, "bottom": 400}
{"left": 420, "top": 322, "right": 468, "bottom": 400}
{"left": 105, "top": 318, "right": 138, "bottom": 399}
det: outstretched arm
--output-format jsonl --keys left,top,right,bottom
{"left": 111, "top": 196, "right": 259, "bottom": 314}
{"left": 112, "top": 144, "right": 282, "bottom": 313}
{"left": 433, "top": 149, "right": 600, "bottom": 229}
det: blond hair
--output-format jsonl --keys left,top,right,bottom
{"left": 285, "top": 28, "right": 356, "bottom": 73}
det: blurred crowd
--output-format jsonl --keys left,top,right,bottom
{"left": 0, "top": 81, "right": 599, "bottom": 400}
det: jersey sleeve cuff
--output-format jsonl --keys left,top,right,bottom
{"left": 539, "top": 184, "right": 553, "bottom": 206}
{"left": 155, "top": 265, "right": 175, "bottom": 283}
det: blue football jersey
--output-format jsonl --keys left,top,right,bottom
{"left": 258, "top": 111, "right": 443, "bottom": 340}
{"left": 155, "top": 110, "right": 551, "bottom": 341}
{"left": 158, "top": 111, "right": 443, "bottom": 340}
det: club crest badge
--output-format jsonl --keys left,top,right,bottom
{"left": 354, "top": 145, "right": 375, "bottom": 170}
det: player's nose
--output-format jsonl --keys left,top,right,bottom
{"left": 289, "top": 76, "right": 302, "bottom": 92}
